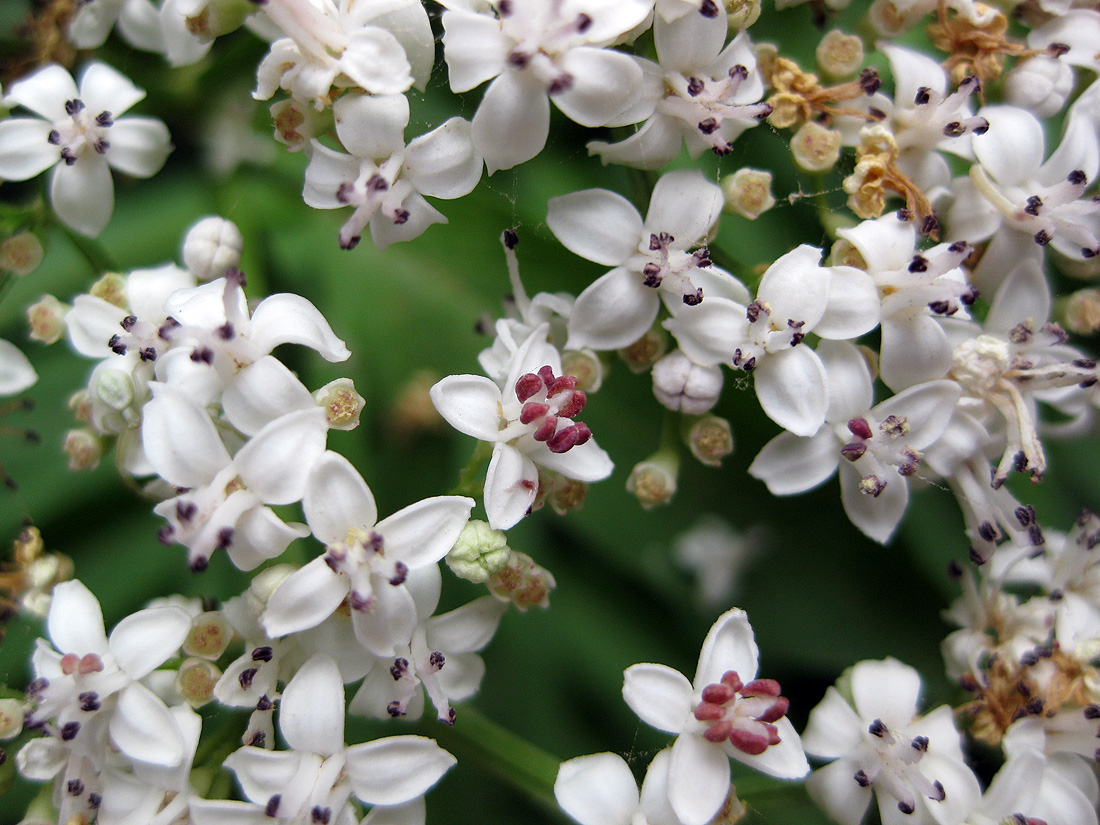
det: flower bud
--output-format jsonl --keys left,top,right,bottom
{"left": 652, "top": 350, "right": 723, "bottom": 415}
{"left": 725, "top": 0, "right": 761, "bottom": 29}
{"left": 176, "top": 658, "right": 221, "bottom": 708}
{"left": 1061, "top": 289, "right": 1100, "bottom": 335}
{"left": 89, "top": 273, "right": 128, "bottom": 309}
{"left": 247, "top": 564, "right": 296, "bottom": 616}
{"left": 687, "top": 415, "right": 734, "bottom": 467}
{"left": 816, "top": 30, "right": 864, "bottom": 79}
{"left": 791, "top": 121, "right": 842, "bottom": 172}
{"left": 0, "top": 698, "right": 25, "bottom": 739}
{"left": 64, "top": 429, "right": 102, "bottom": 471}
{"left": 1004, "top": 56, "right": 1073, "bottom": 119}
{"left": 184, "top": 611, "right": 234, "bottom": 659}
{"left": 182, "top": 216, "right": 243, "bottom": 281}
{"left": 179, "top": 0, "right": 252, "bottom": 41}
{"left": 488, "top": 551, "right": 555, "bottom": 610}
{"left": 447, "top": 520, "right": 511, "bottom": 584}
{"left": 561, "top": 348, "right": 604, "bottom": 393}
{"left": 618, "top": 323, "right": 668, "bottom": 373}
{"left": 0, "top": 231, "right": 44, "bottom": 276}
{"left": 314, "top": 378, "right": 365, "bottom": 430}
{"left": 92, "top": 369, "right": 135, "bottom": 412}
{"left": 828, "top": 238, "right": 867, "bottom": 269}
{"left": 722, "top": 168, "right": 775, "bottom": 220}
{"left": 26, "top": 294, "right": 68, "bottom": 344}
{"left": 627, "top": 452, "right": 679, "bottom": 509}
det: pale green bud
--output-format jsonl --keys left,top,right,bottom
{"left": 447, "top": 520, "right": 511, "bottom": 584}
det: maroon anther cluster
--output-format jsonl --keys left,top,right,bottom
{"left": 515, "top": 366, "right": 591, "bottom": 454}
{"left": 692, "top": 670, "right": 789, "bottom": 755}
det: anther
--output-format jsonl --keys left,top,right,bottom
{"left": 858, "top": 68, "right": 880, "bottom": 94}
{"left": 687, "top": 77, "right": 704, "bottom": 96}
{"left": 252, "top": 646, "right": 274, "bottom": 662}
{"left": 239, "top": 668, "right": 257, "bottom": 689}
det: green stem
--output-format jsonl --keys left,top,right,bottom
{"left": 61, "top": 224, "right": 117, "bottom": 275}
{"left": 419, "top": 705, "right": 562, "bottom": 815}
{"left": 450, "top": 440, "right": 493, "bottom": 499}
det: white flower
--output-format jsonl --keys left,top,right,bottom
{"left": 142, "top": 382, "right": 327, "bottom": 571}
{"left": 25, "top": 580, "right": 192, "bottom": 770}
{"left": 430, "top": 324, "right": 614, "bottom": 530}
{"left": 0, "top": 63, "right": 172, "bottom": 236}
{"left": 588, "top": 14, "right": 769, "bottom": 170}
{"left": 253, "top": 0, "right": 433, "bottom": 109}
{"left": 261, "top": 451, "right": 474, "bottom": 656}
{"left": 303, "top": 93, "right": 481, "bottom": 250}
{"left": 439, "top": 0, "right": 654, "bottom": 172}
{"left": 190, "top": 654, "right": 456, "bottom": 825}
{"left": 622, "top": 608, "right": 809, "bottom": 825}
{"left": 666, "top": 245, "right": 879, "bottom": 436}
{"left": 801, "top": 658, "right": 980, "bottom": 825}
{"left": 549, "top": 169, "right": 747, "bottom": 352}
{"left": 748, "top": 340, "right": 960, "bottom": 543}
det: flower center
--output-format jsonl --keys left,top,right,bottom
{"left": 855, "top": 719, "right": 945, "bottom": 815}
{"left": 632, "top": 232, "right": 711, "bottom": 305}
{"left": 657, "top": 65, "right": 772, "bottom": 156}
{"left": 840, "top": 415, "right": 922, "bottom": 498}
{"left": 692, "top": 670, "right": 790, "bottom": 756}
{"left": 509, "top": 365, "right": 591, "bottom": 453}
{"left": 731, "top": 300, "right": 805, "bottom": 371}
{"left": 47, "top": 99, "right": 113, "bottom": 165}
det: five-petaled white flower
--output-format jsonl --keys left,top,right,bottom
{"left": 0, "top": 62, "right": 172, "bottom": 236}
{"left": 622, "top": 608, "right": 809, "bottom": 825}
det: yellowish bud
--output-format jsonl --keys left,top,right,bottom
{"left": 26, "top": 294, "right": 68, "bottom": 345}
{"left": 791, "top": 121, "right": 843, "bottom": 172}
{"left": 184, "top": 611, "right": 234, "bottom": 659}
{"left": 722, "top": 168, "right": 775, "bottom": 220}
{"left": 88, "top": 273, "right": 128, "bottom": 309}
{"left": 64, "top": 429, "right": 102, "bottom": 471}
{"left": 176, "top": 658, "right": 221, "bottom": 707}
{"left": 687, "top": 415, "right": 734, "bottom": 467}
{"left": 618, "top": 324, "right": 668, "bottom": 373}
{"left": 1062, "top": 289, "right": 1100, "bottom": 335}
{"left": 0, "top": 231, "right": 44, "bottom": 276}
{"left": 816, "top": 30, "right": 864, "bottom": 79}
{"left": 314, "top": 378, "right": 365, "bottom": 430}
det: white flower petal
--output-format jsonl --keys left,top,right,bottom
{"left": 235, "top": 408, "right": 329, "bottom": 505}
{"left": 622, "top": 663, "right": 693, "bottom": 733}
{"left": 472, "top": 71, "right": 550, "bottom": 173}
{"left": 757, "top": 245, "right": 828, "bottom": 330}
{"left": 404, "top": 117, "right": 482, "bottom": 199}
{"left": 527, "top": 437, "right": 614, "bottom": 482}
{"left": 221, "top": 356, "right": 315, "bottom": 436}
{"left": 553, "top": 47, "right": 642, "bottom": 128}
{"left": 733, "top": 717, "right": 810, "bottom": 779}
{"left": 816, "top": 265, "right": 880, "bottom": 340}
{"left": 0, "top": 119, "right": 60, "bottom": 180}
{"left": 441, "top": 9, "right": 507, "bottom": 93}
{"left": 754, "top": 346, "right": 828, "bottom": 437}
{"left": 668, "top": 733, "right": 730, "bottom": 825}
{"left": 0, "top": 339, "right": 37, "bottom": 395}
{"left": 109, "top": 605, "right": 190, "bottom": 679}
{"left": 427, "top": 596, "right": 507, "bottom": 654}
{"left": 694, "top": 607, "right": 759, "bottom": 688}
{"left": 587, "top": 114, "right": 682, "bottom": 171}
{"left": 303, "top": 450, "right": 379, "bottom": 543}
{"left": 880, "top": 315, "right": 951, "bottom": 391}
{"left": 839, "top": 460, "right": 909, "bottom": 544}
{"left": 111, "top": 682, "right": 185, "bottom": 766}
{"left": 973, "top": 106, "right": 1044, "bottom": 187}
{"left": 5, "top": 64, "right": 77, "bottom": 120}
{"left": 47, "top": 579, "right": 108, "bottom": 656}
{"left": 805, "top": 758, "right": 872, "bottom": 825}
{"left": 850, "top": 658, "right": 922, "bottom": 726}
{"left": 483, "top": 442, "right": 538, "bottom": 531}
{"left": 547, "top": 189, "right": 642, "bottom": 266}
{"left": 748, "top": 430, "right": 837, "bottom": 496}
{"left": 565, "top": 266, "right": 657, "bottom": 351}
{"left": 248, "top": 293, "right": 350, "bottom": 362}
{"left": 262, "top": 555, "right": 349, "bottom": 638}
{"left": 654, "top": 9, "right": 726, "bottom": 73}
{"left": 340, "top": 27, "right": 413, "bottom": 95}
{"left": 50, "top": 155, "right": 114, "bottom": 237}
{"left": 345, "top": 736, "right": 457, "bottom": 805}
{"left": 103, "top": 117, "right": 172, "bottom": 178}
{"left": 79, "top": 61, "right": 146, "bottom": 116}
{"left": 142, "top": 382, "right": 231, "bottom": 487}
{"left": 334, "top": 93, "right": 409, "bottom": 159}
{"left": 353, "top": 580, "right": 418, "bottom": 657}
{"left": 429, "top": 374, "right": 504, "bottom": 442}
{"left": 280, "top": 654, "right": 345, "bottom": 756}
{"left": 644, "top": 170, "right": 723, "bottom": 246}
{"left": 555, "top": 752, "right": 639, "bottom": 825}
{"left": 375, "top": 496, "right": 474, "bottom": 570}
{"left": 802, "top": 686, "right": 864, "bottom": 758}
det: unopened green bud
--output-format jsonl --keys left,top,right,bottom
{"left": 176, "top": 658, "right": 221, "bottom": 708}
{"left": 561, "top": 348, "right": 604, "bottom": 392}
{"left": 447, "top": 520, "right": 511, "bottom": 584}
{"left": 726, "top": 0, "right": 761, "bottom": 29}
{"left": 92, "top": 369, "right": 135, "bottom": 412}
{"left": 1061, "top": 288, "right": 1100, "bottom": 335}
{"left": 314, "top": 378, "right": 365, "bottom": 430}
